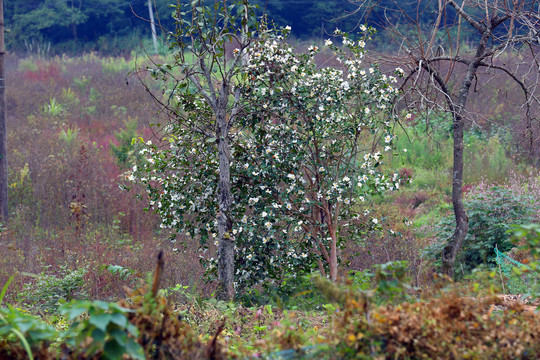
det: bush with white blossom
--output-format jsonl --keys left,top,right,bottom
{"left": 233, "top": 25, "right": 405, "bottom": 283}
{"left": 131, "top": 23, "right": 406, "bottom": 291}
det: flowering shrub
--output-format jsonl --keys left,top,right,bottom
{"left": 231, "top": 26, "right": 404, "bottom": 285}
{"left": 132, "top": 20, "right": 405, "bottom": 291}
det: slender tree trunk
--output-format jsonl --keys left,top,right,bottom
{"left": 441, "top": 111, "right": 468, "bottom": 277}
{"left": 71, "top": 23, "right": 78, "bottom": 40}
{"left": 329, "top": 224, "right": 338, "bottom": 281}
{"left": 147, "top": 0, "right": 158, "bottom": 55}
{"left": 0, "top": 0, "right": 8, "bottom": 221}
{"left": 441, "top": 29, "right": 490, "bottom": 277}
{"left": 215, "top": 100, "right": 234, "bottom": 301}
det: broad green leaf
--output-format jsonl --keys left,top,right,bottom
{"left": 104, "top": 339, "right": 125, "bottom": 360}
{"left": 109, "top": 313, "right": 128, "bottom": 328}
{"left": 89, "top": 314, "right": 112, "bottom": 332}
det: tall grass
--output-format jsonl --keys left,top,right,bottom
{"left": 390, "top": 115, "right": 521, "bottom": 193}
{"left": 2, "top": 53, "right": 208, "bottom": 302}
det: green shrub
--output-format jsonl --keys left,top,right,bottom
{"left": 239, "top": 272, "right": 328, "bottom": 310}
{"left": 0, "top": 277, "right": 57, "bottom": 360}
{"left": 20, "top": 266, "right": 88, "bottom": 313}
{"left": 60, "top": 300, "right": 144, "bottom": 360}
{"left": 8, "top": 163, "right": 34, "bottom": 209}
{"left": 42, "top": 97, "right": 65, "bottom": 117}
{"left": 0, "top": 306, "right": 57, "bottom": 359}
{"left": 464, "top": 134, "right": 512, "bottom": 183}
{"left": 428, "top": 187, "right": 534, "bottom": 278}
{"left": 110, "top": 118, "right": 142, "bottom": 169}
{"left": 60, "top": 87, "right": 80, "bottom": 110}
{"left": 510, "top": 223, "right": 540, "bottom": 298}
{"left": 72, "top": 75, "right": 91, "bottom": 94}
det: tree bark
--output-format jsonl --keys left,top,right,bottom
{"left": 441, "top": 28, "right": 491, "bottom": 277}
{"left": 147, "top": 0, "right": 158, "bottom": 54}
{"left": 0, "top": 0, "right": 8, "bottom": 221}
{"left": 441, "top": 111, "right": 469, "bottom": 277}
{"left": 215, "top": 98, "right": 234, "bottom": 301}
{"left": 329, "top": 223, "right": 338, "bottom": 281}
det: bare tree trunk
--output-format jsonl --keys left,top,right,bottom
{"left": 441, "top": 24, "right": 493, "bottom": 277}
{"left": 71, "top": 23, "right": 78, "bottom": 40}
{"left": 147, "top": 0, "right": 158, "bottom": 54}
{"left": 360, "top": 0, "right": 540, "bottom": 278}
{"left": 441, "top": 111, "right": 468, "bottom": 277}
{"left": 329, "top": 224, "right": 338, "bottom": 281}
{"left": 215, "top": 100, "right": 234, "bottom": 301}
{"left": 0, "top": 0, "right": 8, "bottom": 221}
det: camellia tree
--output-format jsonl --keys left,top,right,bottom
{"left": 133, "top": 11, "right": 405, "bottom": 293}
{"left": 231, "top": 25, "right": 404, "bottom": 284}
{"left": 132, "top": 0, "right": 258, "bottom": 301}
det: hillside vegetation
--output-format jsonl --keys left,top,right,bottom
{"left": 1, "top": 1, "right": 539, "bottom": 359}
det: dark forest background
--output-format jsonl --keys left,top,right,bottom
{"left": 5, "top": 0, "right": 467, "bottom": 54}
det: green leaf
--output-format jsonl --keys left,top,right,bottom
{"left": 91, "top": 328, "right": 105, "bottom": 343}
{"left": 89, "top": 314, "right": 112, "bottom": 332}
{"left": 0, "top": 276, "right": 13, "bottom": 306}
{"left": 109, "top": 328, "right": 127, "bottom": 346}
{"left": 125, "top": 338, "right": 145, "bottom": 360}
{"left": 16, "top": 320, "right": 33, "bottom": 333}
{"left": 126, "top": 323, "right": 139, "bottom": 337}
{"left": 103, "top": 339, "right": 125, "bottom": 360}
{"left": 10, "top": 328, "right": 34, "bottom": 360}
{"left": 109, "top": 313, "right": 128, "bottom": 328}
{"left": 60, "top": 303, "right": 88, "bottom": 321}
{"left": 93, "top": 300, "right": 111, "bottom": 311}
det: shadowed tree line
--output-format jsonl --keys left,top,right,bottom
{"left": 4, "top": 0, "right": 460, "bottom": 54}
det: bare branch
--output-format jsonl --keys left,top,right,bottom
{"left": 447, "top": 0, "right": 486, "bottom": 32}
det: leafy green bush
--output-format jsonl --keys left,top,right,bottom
{"left": 20, "top": 266, "right": 88, "bottom": 313}
{"left": 238, "top": 272, "right": 328, "bottom": 310}
{"left": 110, "top": 118, "right": 143, "bottom": 169}
{"left": 8, "top": 163, "right": 34, "bottom": 209}
{"left": 0, "top": 277, "right": 57, "bottom": 360}
{"left": 428, "top": 187, "right": 534, "bottom": 278}
{"left": 510, "top": 223, "right": 540, "bottom": 298}
{"left": 42, "top": 97, "right": 65, "bottom": 117}
{"left": 0, "top": 306, "right": 57, "bottom": 359}
{"left": 60, "top": 300, "right": 144, "bottom": 360}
